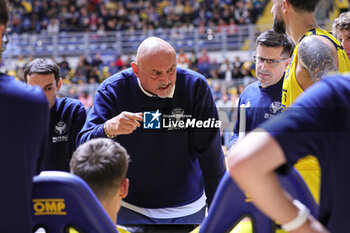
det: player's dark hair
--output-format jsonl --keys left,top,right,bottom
{"left": 23, "top": 58, "right": 61, "bottom": 85}
{"left": 256, "top": 29, "right": 295, "bottom": 58}
{"left": 287, "top": 0, "right": 319, "bottom": 13}
{"left": 70, "top": 138, "right": 130, "bottom": 200}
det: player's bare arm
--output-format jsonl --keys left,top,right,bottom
{"left": 298, "top": 36, "right": 337, "bottom": 84}
{"left": 228, "top": 131, "right": 330, "bottom": 233}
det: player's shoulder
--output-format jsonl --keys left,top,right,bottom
{"left": 176, "top": 67, "right": 209, "bottom": 88}
{"left": 177, "top": 67, "right": 205, "bottom": 79}
{"left": 98, "top": 68, "right": 136, "bottom": 93}
{"left": 102, "top": 68, "right": 134, "bottom": 86}
{"left": 299, "top": 32, "right": 337, "bottom": 56}
{"left": 245, "top": 80, "right": 259, "bottom": 90}
{"left": 56, "top": 97, "right": 86, "bottom": 114}
{"left": 0, "top": 73, "right": 47, "bottom": 107}
{"left": 304, "top": 28, "right": 336, "bottom": 42}
{"left": 240, "top": 80, "right": 259, "bottom": 96}
{"left": 298, "top": 34, "right": 337, "bottom": 79}
{"left": 299, "top": 34, "right": 329, "bottom": 48}
{"left": 58, "top": 97, "right": 84, "bottom": 107}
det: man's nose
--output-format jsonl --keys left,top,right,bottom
{"left": 158, "top": 73, "right": 169, "bottom": 83}
{"left": 260, "top": 60, "right": 269, "bottom": 70}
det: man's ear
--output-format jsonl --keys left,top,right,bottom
{"left": 119, "top": 178, "right": 129, "bottom": 199}
{"left": 131, "top": 62, "right": 139, "bottom": 78}
{"left": 282, "top": 0, "right": 289, "bottom": 14}
{"left": 284, "top": 58, "right": 290, "bottom": 69}
{"left": 57, "top": 78, "right": 62, "bottom": 92}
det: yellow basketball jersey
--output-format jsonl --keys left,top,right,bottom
{"left": 282, "top": 28, "right": 350, "bottom": 109}
{"left": 281, "top": 28, "right": 350, "bottom": 204}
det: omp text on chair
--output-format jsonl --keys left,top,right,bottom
{"left": 32, "top": 171, "right": 118, "bottom": 233}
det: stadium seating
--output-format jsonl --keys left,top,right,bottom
{"left": 31, "top": 171, "right": 118, "bottom": 233}
{"left": 199, "top": 168, "right": 319, "bottom": 233}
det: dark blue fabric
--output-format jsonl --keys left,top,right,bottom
{"left": 260, "top": 74, "right": 350, "bottom": 232}
{"left": 0, "top": 73, "right": 49, "bottom": 232}
{"left": 78, "top": 67, "right": 225, "bottom": 208}
{"left": 43, "top": 97, "right": 86, "bottom": 171}
{"left": 230, "top": 77, "right": 283, "bottom": 147}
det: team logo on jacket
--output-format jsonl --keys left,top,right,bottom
{"left": 264, "top": 101, "right": 282, "bottom": 119}
{"left": 53, "top": 121, "right": 68, "bottom": 143}
{"left": 269, "top": 101, "right": 282, "bottom": 114}
{"left": 55, "top": 121, "right": 67, "bottom": 135}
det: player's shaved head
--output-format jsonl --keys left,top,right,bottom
{"left": 136, "top": 37, "right": 176, "bottom": 66}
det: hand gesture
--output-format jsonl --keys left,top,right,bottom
{"left": 104, "top": 111, "right": 143, "bottom": 137}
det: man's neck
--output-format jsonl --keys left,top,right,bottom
{"left": 101, "top": 198, "right": 118, "bottom": 224}
{"left": 287, "top": 13, "right": 317, "bottom": 44}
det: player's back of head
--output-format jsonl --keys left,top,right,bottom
{"left": 287, "top": 0, "right": 318, "bottom": 13}
{"left": 70, "top": 138, "right": 130, "bottom": 201}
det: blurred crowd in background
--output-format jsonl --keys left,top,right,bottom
{"left": 8, "top": 0, "right": 266, "bottom": 34}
